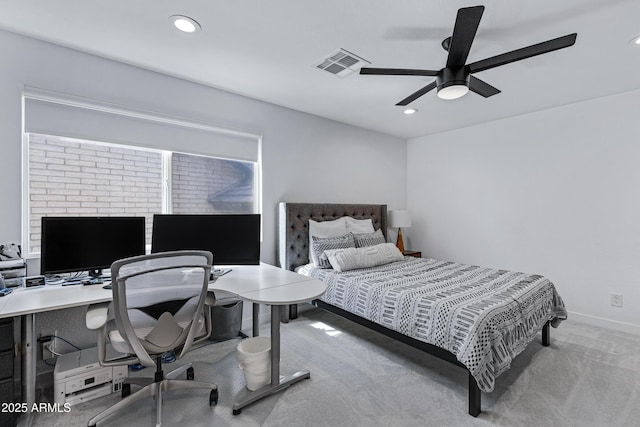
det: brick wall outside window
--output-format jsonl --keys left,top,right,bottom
{"left": 27, "top": 134, "right": 257, "bottom": 255}
{"left": 171, "top": 153, "right": 254, "bottom": 215}
{"left": 28, "top": 134, "right": 162, "bottom": 253}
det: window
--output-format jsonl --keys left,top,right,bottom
{"left": 171, "top": 153, "right": 256, "bottom": 215}
{"left": 25, "top": 133, "right": 258, "bottom": 255}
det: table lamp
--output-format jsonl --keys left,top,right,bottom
{"left": 389, "top": 210, "right": 411, "bottom": 253}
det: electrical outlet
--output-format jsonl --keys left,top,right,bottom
{"left": 40, "top": 338, "right": 53, "bottom": 360}
{"left": 39, "top": 330, "right": 58, "bottom": 360}
{"left": 610, "top": 293, "right": 623, "bottom": 308}
{"left": 42, "top": 342, "right": 54, "bottom": 360}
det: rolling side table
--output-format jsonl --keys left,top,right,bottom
{"left": 208, "top": 264, "right": 326, "bottom": 414}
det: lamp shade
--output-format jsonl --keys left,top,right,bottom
{"left": 389, "top": 210, "right": 411, "bottom": 228}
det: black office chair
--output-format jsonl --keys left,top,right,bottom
{"left": 85, "top": 250, "right": 218, "bottom": 427}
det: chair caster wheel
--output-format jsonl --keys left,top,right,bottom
{"left": 210, "top": 389, "right": 219, "bottom": 406}
{"left": 233, "top": 409, "right": 242, "bottom": 415}
{"left": 187, "top": 367, "right": 195, "bottom": 380}
{"left": 121, "top": 383, "right": 131, "bottom": 398}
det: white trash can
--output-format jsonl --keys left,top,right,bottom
{"left": 236, "top": 337, "right": 271, "bottom": 391}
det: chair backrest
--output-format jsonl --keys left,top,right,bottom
{"left": 110, "top": 250, "right": 213, "bottom": 367}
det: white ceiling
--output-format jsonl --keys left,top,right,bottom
{"left": 2, "top": 0, "right": 640, "bottom": 139}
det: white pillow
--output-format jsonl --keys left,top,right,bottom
{"left": 345, "top": 217, "right": 375, "bottom": 234}
{"left": 308, "top": 218, "right": 348, "bottom": 255}
{"left": 324, "top": 243, "right": 405, "bottom": 272}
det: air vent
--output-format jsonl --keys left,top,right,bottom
{"left": 315, "top": 49, "right": 370, "bottom": 78}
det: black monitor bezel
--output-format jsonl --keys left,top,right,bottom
{"left": 40, "top": 216, "right": 146, "bottom": 276}
{"left": 151, "top": 214, "right": 261, "bottom": 265}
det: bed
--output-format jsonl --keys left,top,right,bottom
{"left": 278, "top": 202, "right": 567, "bottom": 417}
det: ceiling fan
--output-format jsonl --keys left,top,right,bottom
{"left": 360, "top": 5, "right": 577, "bottom": 104}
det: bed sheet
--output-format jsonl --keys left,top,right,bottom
{"left": 297, "top": 256, "right": 566, "bottom": 392}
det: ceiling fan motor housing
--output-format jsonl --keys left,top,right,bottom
{"left": 436, "top": 67, "right": 470, "bottom": 91}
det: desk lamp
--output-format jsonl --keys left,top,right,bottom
{"left": 389, "top": 210, "right": 411, "bottom": 253}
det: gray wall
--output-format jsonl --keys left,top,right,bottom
{"left": 0, "top": 29, "right": 405, "bottom": 355}
{"left": 407, "top": 89, "right": 640, "bottom": 334}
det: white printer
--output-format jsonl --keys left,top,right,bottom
{"left": 54, "top": 346, "right": 127, "bottom": 406}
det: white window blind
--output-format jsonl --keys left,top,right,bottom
{"left": 23, "top": 87, "right": 261, "bottom": 162}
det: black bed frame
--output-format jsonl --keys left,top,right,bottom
{"left": 278, "top": 202, "right": 551, "bottom": 417}
{"left": 306, "top": 301, "right": 550, "bottom": 416}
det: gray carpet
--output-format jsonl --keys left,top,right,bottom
{"left": 22, "top": 305, "right": 640, "bottom": 427}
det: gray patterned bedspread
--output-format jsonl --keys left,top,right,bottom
{"left": 297, "top": 257, "right": 567, "bottom": 392}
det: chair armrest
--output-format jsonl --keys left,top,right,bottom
{"left": 86, "top": 302, "right": 111, "bottom": 330}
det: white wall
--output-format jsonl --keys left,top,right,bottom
{"left": 0, "top": 29, "right": 405, "bottom": 356}
{"left": 0, "top": 29, "right": 406, "bottom": 264}
{"left": 407, "top": 89, "right": 640, "bottom": 334}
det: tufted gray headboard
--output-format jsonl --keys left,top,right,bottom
{"left": 278, "top": 202, "right": 388, "bottom": 271}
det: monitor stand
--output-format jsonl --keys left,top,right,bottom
{"left": 88, "top": 269, "right": 103, "bottom": 279}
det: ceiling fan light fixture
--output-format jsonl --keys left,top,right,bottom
{"left": 437, "top": 84, "right": 469, "bottom": 100}
{"left": 169, "top": 15, "right": 201, "bottom": 33}
{"left": 435, "top": 67, "right": 470, "bottom": 100}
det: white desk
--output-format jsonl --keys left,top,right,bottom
{"left": 0, "top": 284, "right": 112, "bottom": 409}
{"left": 210, "top": 265, "right": 325, "bottom": 414}
{"left": 0, "top": 283, "right": 112, "bottom": 317}
{"left": 0, "top": 263, "right": 325, "bottom": 416}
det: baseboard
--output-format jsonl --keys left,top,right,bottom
{"left": 568, "top": 311, "right": 640, "bottom": 336}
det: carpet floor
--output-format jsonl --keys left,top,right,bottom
{"left": 21, "top": 304, "right": 640, "bottom": 427}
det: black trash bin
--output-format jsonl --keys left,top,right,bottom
{"left": 209, "top": 300, "right": 243, "bottom": 341}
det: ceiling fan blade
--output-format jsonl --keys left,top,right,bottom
{"left": 469, "top": 76, "right": 500, "bottom": 97}
{"left": 467, "top": 33, "right": 577, "bottom": 74}
{"left": 446, "top": 5, "right": 485, "bottom": 68}
{"left": 395, "top": 81, "right": 437, "bottom": 106}
{"left": 360, "top": 67, "right": 439, "bottom": 76}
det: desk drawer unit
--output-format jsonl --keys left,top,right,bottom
{"left": 0, "top": 350, "right": 13, "bottom": 379}
{"left": 0, "top": 318, "right": 20, "bottom": 427}
{"left": 0, "top": 321, "right": 13, "bottom": 350}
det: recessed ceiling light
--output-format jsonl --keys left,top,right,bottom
{"left": 403, "top": 108, "right": 418, "bottom": 115}
{"left": 632, "top": 35, "right": 640, "bottom": 45}
{"left": 169, "top": 15, "right": 201, "bottom": 33}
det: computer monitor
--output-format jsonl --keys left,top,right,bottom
{"left": 151, "top": 214, "right": 260, "bottom": 265}
{"left": 40, "top": 216, "right": 146, "bottom": 277}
